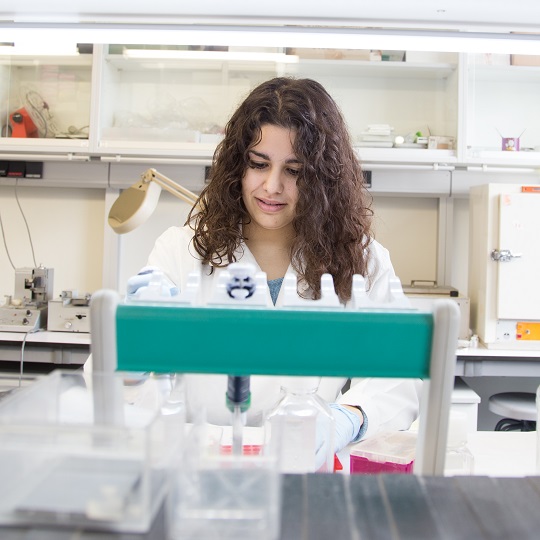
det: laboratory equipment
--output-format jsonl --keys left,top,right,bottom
{"left": 444, "top": 411, "right": 475, "bottom": 476}
{"left": 403, "top": 280, "right": 471, "bottom": 340}
{"left": 265, "top": 376, "right": 335, "bottom": 473}
{"left": 47, "top": 290, "right": 91, "bottom": 332}
{"left": 171, "top": 420, "right": 280, "bottom": 540}
{"left": 226, "top": 375, "right": 251, "bottom": 456}
{"left": 88, "top": 264, "right": 459, "bottom": 539}
{"left": 127, "top": 268, "right": 179, "bottom": 300}
{"left": 0, "top": 266, "right": 53, "bottom": 332}
{"left": 91, "top": 270, "right": 460, "bottom": 475}
{"left": 219, "top": 264, "right": 264, "bottom": 455}
{"left": 108, "top": 168, "right": 198, "bottom": 234}
{"left": 349, "top": 431, "right": 417, "bottom": 474}
{"left": 207, "top": 262, "right": 268, "bottom": 307}
{"left": 469, "top": 183, "right": 540, "bottom": 349}
{"left": 6, "top": 108, "right": 39, "bottom": 138}
{"left": 0, "top": 370, "right": 183, "bottom": 532}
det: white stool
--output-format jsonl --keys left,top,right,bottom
{"left": 488, "top": 392, "right": 537, "bottom": 432}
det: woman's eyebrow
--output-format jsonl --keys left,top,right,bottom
{"left": 248, "top": 149, "right": 302, "bottom": 165}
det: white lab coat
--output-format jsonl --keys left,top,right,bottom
{"left": 146, "top": 225, "right": 422, "bottom": 439}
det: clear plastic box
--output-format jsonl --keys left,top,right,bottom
{"left": 349, "top": 430, "right": 417, "bottom": 474}
{"left": 0, "top": 370, "right": 184, "bottom": 533}
{"left": 168, "top": 421, "right": 281, "bottom": 540}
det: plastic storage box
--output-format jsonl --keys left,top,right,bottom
{"left": 349, "top": 431, "right": 417, "bottom": 474}
{"left": 0, "top": 370, "right": 184, "bottom": 533}
{"left": 169, "top": 422, "right": 281, "bottom": 540}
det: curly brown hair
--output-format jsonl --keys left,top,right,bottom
{"left": 187, "top": 77, "right": 373, "bottom": 301}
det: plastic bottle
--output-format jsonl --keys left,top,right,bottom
{"left": 445, "top": 410, "right": 475, "bottom": 476}
{"left": 265, "top": 376, "right": 335, "bottom": 474}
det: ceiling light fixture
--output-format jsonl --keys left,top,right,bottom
{"left": 1, "top": 23, "right": 540, "bottom": 55}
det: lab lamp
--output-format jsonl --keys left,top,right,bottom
{"left": 108, "top": 168, "right": 199, "bottom": 234}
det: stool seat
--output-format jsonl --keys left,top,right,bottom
{"left": 488, "top": 392, "right": 537, "bottom": 432}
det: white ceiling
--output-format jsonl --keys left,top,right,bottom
{"left": 1, "top": 0, "right": 540, "bottom": 33}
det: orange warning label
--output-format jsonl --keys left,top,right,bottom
{"left": 516, "top": 322, "right": 540, "bottom": 340}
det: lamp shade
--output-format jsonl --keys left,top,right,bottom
{"left": 108, "top": 180, "right": 162, "bottom": 234}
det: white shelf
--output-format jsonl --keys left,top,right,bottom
{"left": 465, "top": 150, "right": 540, "bottom": 167}
{"left": 0, "top": 55, "right": 93, "bottom": 68}
{"left": 105, "top": 54, "right": 285, "bottom": 73}
{"left": 357, "top": 147, "right": 457, "bottom": 165}
{"left": 98, "top": 141, "right": 218, "bottom": 159}
{"left": 290, "top": 59, "right": 456, "bottom": 79}
{"left": 469, "top": 63, "right": 540, "bottom": 82}
{"left": 0, "top": 138, "right": 90, "bottom": 153}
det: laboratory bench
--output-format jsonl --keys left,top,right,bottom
{"left": 0, "top": 333, "right": 538, "bottom": 539}
{"left": 1, "top": 331, "right": 540, "bottom": 376}
{"left": 1, "top": 471, "right": 540, "bottom": 540}
{"left": 0, "top": 331, "right": 90, "bottom": 367}
{"left": 456, "top": 345, "right": 540, "bottom": 377}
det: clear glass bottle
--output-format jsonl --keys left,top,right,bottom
{"left": 265, "top": 376, "right": 335, "bottom": 474}
{"left": 445, "top": 410, "right": 475, "bottom": 476}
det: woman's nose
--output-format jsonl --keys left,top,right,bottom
{"left": 263, "top": 168, "right": 283, "bottom": 194}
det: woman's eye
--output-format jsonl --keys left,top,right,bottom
{"left": 248, "top": 160, "right": 267, "bottom": 170}
{"left": 287, "top": 168, "right": 301, "bottom": 177}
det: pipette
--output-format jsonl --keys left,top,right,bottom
{"left": 226, "top": 376, "right": 251, "bottom": 456}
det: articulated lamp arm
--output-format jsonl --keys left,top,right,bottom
{"left": 108, "top": 168, "right": 200, "bottom": 234}
{"left": 142, "top": 168, "right": 199, "bottom": 206}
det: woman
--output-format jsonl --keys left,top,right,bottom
{"left": 129, "top": 77, "right": 421, "bottom": 452}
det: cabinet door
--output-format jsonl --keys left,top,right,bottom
{"left": 97, "top": 45, "right": 283, "bottom": 157}
{"left": 96, "top": 45, "right": 459, "bottom": 163}
{"left": 497, "top": 192, "right": 540, "bottom": 320}
{"left": 0, "top": 48, "right": 93, "bottom": 154}
{"left": 465, "top": 53, "right": 540, "bottom": 167}
{"left": 284, "top": 49, "right": 458, "bottom": 165}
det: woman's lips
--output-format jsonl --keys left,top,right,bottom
{"left": 256, "top": 198, "right": 286, "bottom": 212}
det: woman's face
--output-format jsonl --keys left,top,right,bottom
{"left": 242, "top": 124, "right": 301, "bottom": 236}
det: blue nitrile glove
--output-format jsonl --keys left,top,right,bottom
{"left": 329, "top": 403, "right": 368, "bottom": 453}
{"left": 314, "top": 404, "right": 368, "bottom": 471}
{"left": 126, "top": 266, "right": 179, "bottom": 298}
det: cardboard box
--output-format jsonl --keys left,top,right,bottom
{"left": 511, "top": 55, "right": 540, "bottom": 66}
{"left": 428, "top": 135, "right": 455, "bottom": 150}
{"left": 406, "top": 51, "right": 458, "bottom": 63}
{"left": 285, "top": 48, "right": 375, "bottom": 61}
{"left": 470, "top": 53, "right": 511, "bottom": 66}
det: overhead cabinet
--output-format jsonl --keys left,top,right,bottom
{"left": 1, "top": 42, "right": 540, "bottom": 172}
{"left": 94, "top": 46, "right": 459, "bottom": 166}
{"left": 0, "top": 50, "right": 93, "bottom": 156}
{"left": 464, "top": 54, "right": 540, "bottom": 167}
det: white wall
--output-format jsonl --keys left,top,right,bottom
{"left": 0, "top": 178, "right": 469, "bottom": 301}
{"left": 0, "top": 185, "right": 105, "bottom": 301}
{"left": 372, "top": 196, "right": 439, "bottom": 287}
{"left": 116, "top": 193, "right": 443, "bottom": 293}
